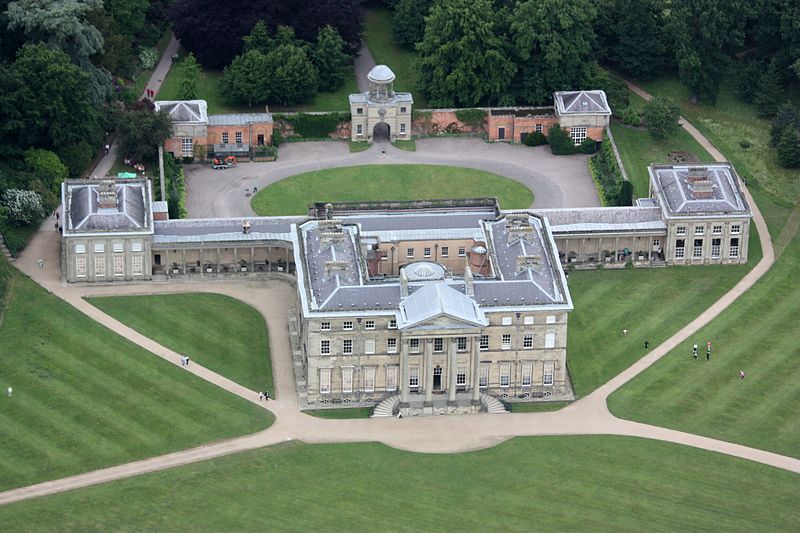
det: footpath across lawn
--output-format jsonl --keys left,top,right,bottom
{"left": 250, "top": 164, "right": 533, "bottom": 216}
{"left": 0, "top": 262, "right": 272, "bottom": 492}
{"left": 565, "top": 225, "right": 759, "bottom": 399}
{"left": 1, "top": 436, "right": 797, "bottom": 531}
{"left": 87, "top": 293, "right": 273, "bottom": 393}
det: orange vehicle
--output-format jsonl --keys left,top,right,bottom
{"left": 211, "top": 156, "right": 237, "bottom": 169}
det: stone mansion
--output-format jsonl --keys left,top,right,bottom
{"left": 60, "top": 159, "right": 751, "bottom": 415}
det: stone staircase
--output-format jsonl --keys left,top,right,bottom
{"left": 480, "top": 393, "right": 509, "bottom": 414}
{"left": 0, "top": 233, "right": 15, "bottom": 262}
{"left": 371, "top": 395, "right": 400, "bottom": 417}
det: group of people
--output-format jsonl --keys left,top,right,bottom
{"left": 124, "top": 158, "right": 146, "bottom": 174}
{"left": 179, "top": 356, "right": 190, "bottom": 366}
{"left": 691, "top": 342, "right": 712, "bottom": 361}
{"left": 258, "top": 390, "right": 270, "bottom": 401}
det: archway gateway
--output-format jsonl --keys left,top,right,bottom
{"left": 372, "top": 122, "right": 390, "bottom": 143}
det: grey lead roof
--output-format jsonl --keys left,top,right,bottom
{"left": 348, "top": 91, "right": 413, "bottom": 105}
{"left": 64, "top": 181, "right": 151, "bottom": 233}
{"left": 554, "top": 90, "right": 611, "bottom": 115}
{"left": 536, "top": 206, "right": 666, "bottom": 233}
{"left": 398, "top": 283, "right": 488, "bottom": 329}
{"left": 650, "top": 164, "right": 749, "bottom": 216}
{"left": 154, "top": 100, "right": 208, "bottom": 123}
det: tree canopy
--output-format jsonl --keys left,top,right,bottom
{"left": 118, "top": 102, "right": 173, "bottom": 163}
{"left": 311, "top": 26, "right": 349, "bottom": 92}
{"left": 415, "top": 0, "right": 516, "bottom": 107}
{"left": 170, "top": 0, "right": 363, "bottom": 69}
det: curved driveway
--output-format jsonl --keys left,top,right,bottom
{"left": 185, "top": 138, "right": 600, "bottom": 218}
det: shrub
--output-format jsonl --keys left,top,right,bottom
{"left": 547, "top": 125, "right": 577, "bottom": 155}
{"left": 579, "top": 138, "right": 597, "bottom": 154}
{"left": 588, "top": 131, "right": 628, "bottom": 206}
{"left": 523, "top": 131, "right": 547, "bottom": 146}
{"left": 2, "top": 189, "right": 45, "bottom": 226}
{"left": 739, "top": 139, "right": 751, "bottom": 149}
{"left": 138, "top": 47, "right": 158, "bottom": 69}
{"left": 254, "top": 145, "right": 277, "bottom": 158}
{"left": 620, "top": 107, "right": 641, "bottom": 126}
{"left": 454, "top": 108, "right": 487, "bottom": 129}
{"left": 643, "top": 96, "right": 680, "bottom": 140}
{"left": 734, "top": 59, "right": 764, "bottom": 104}
{"left": 271, "top": 130, "right": 284, "bottom": 147}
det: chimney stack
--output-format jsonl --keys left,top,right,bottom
{"left": 400, "top": 268, "right": 409, "bottom": 298}
{"left": 97, "top": 180, "right": 118, "bottom": 211}
{"left": 464, "top": 265, "right": 474, "bottom": 297}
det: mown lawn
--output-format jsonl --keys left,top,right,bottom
{"left": 304, "top": 407, "right": 372, "bottom": 419}
{"left": 250, "top": 164, "right": 534, "bottom": 216}
{"left": 0, "top": 262, "right": 272, "bottom": 491}
{"left": 87, "top": 293, "right": 273, "bottom": 393}
{"left": 566, "top": 225, "right": 759, "bottom": 398}
{"left": 609, "top": 229, "right": 800, "bottom": 458}
{"left": 157, "top": 52, "right": 358, "bottom": 114}
{"left": 638, "top": 73, "right": 800, "bottom": 205}
{"left": 2, "top": 437, "right": 797, "bottom": 531}
{"left": 364, "top": 5, "right": 427, "bottom": 107}
{"left": 610, "top": 122, "right": 713, "bottom": 199}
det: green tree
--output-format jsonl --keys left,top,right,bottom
{"left": 23, "top": 149, "right": 67, "bottom": 211}
{"left": 643, "top": 96, "right": 681, "bottom": 140}
{"left": 263, "top": 44, "right": 319, "bottom": 105}
{"left": 769, "top": 102, "right": 799, "bottom": 146}
{"left": 7, "top": 0, "right": 104, "bottom": 64}
{"left": 547, "top": 125, "right": 577, "bottom": 155}
{"left": 608, "top": 0, "right": 667, "bottom": 80}
{"left": 734, "top": 59, "right": 765, "bottom": 104}
{"left": 3, "top": 44, "right": 104, "bottom": 173}
{"left": 776, "top": 126, "right": 800, "bottom": 168}
{"left": 311, "top": 26, "right": 349, "bottom": 92}
{"left": 510, "top": 0, "right": 597, "bottom": 104}
{"left": 178, "top": 52, "right": 200, "bottom": 100}
{"left": 220, "top": 49, "right": 270, "bottom": 106}
{"left": 415, "top": 0, "right": 515, "bottom": 107}
{"left": 392, "top": 0, "right": 433, "bottom": 48}
{"left": 105, "top": 0, "right": 148, "bottom": 37}
{"left": 668, "top": 0, "right": 750, "bottom": 103}
{"left": 118, "top": 103, "right": 173, "bottom": 163}
{"left": 753, "top": 61, "right": 783, "bottom": 118}
{"left": 242, "top": 21, "right": 273, "bottom": 55}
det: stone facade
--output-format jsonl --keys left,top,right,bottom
{"left": 350, "top": 65, "right": 413, "bottom": 143}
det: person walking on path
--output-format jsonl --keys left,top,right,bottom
{"left": 692, "top": 344, "right": 698, "bottom": 359}
{"left": 644, "top": 340, "right": 649, "bottom": 350}
{"left": 258, "top": 391, "right": 264, "bottom": 401}
{"left": 264, "top": 390, "right": 270, "bottom": 401}
{"left": 37, "top": 258, "right": 43, "bottom": 269}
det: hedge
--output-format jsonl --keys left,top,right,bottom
{"left": 588, "top": 131, "right": 629, "bottom": 206}
{"left": 275, "top": 112, "right": 351, "bottom": 138}
{"left": 548, "top": 125, "right": 596, "bottom": 155}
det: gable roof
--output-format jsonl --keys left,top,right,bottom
{"left": 398, "top": 283, "right": 488, "bottom": 329}
{"left": 554, "top": 90, "right": 611, "bottom": 116}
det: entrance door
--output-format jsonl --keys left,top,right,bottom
{"left": 373, "top": 122, "right": 390, "bottom": 143}
{"left": 498, "top": 127, "right": 505, "bottom": 140}
{"left": 257, "top": 134, "right": 265, "bottom": 146}
{"left": 433, "top": 366, "right": 443, "bottom": 391}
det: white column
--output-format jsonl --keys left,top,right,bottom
{"left": 448, "top": 338, "right": 457, "bottom": 403}
{"left": 400, "top": 339, "right": 409, "bottom": 404}
{"left": 472, "top": 335, "right": 481, "bottom": 402}
{"left": 424, "top": 339, "right": 433, "bottom": 404}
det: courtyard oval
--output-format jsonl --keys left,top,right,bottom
{"left": 249, "top": 164, "right": 534, "bottom": 216}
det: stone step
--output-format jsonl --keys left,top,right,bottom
{"left": 480, "top": 393, "right": 509, "bottom": 414}
{"left": 371, "top": 394, "right": 400, "bottom": 417}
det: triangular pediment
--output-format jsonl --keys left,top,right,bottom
{"left": 404, "top": 313, "right": 483, "bottom": 330}
{"left": 397, "top": 282, "right": 488, "bottom": 329}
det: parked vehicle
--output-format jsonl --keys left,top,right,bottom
{"left": 212, "top": 156, "right": 237, "bottom": 169}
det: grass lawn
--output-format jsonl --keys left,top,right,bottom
{"left": 392, "top": 139, "right": 416, "bottom": 151}
{"left": 158, "top": 52, "right": 358, "bottom": 114}
{"left": 364, "top": 5, "right": 427, "bottom": 107}
{"left": 349, "top": 141, "right": 373, "bottom": 153}
{"left": 610, "top": 123, "right": 713, "bottom": 199}
{"left": 303, "top": 407, "right": 372, "bottom": 419}
{"left": 2, "top": 436, "right": 798, "bottom": 531}
{"left": 87, "top": 293, "right": 273, "bottom": 393}
{"left": 565, "top": 223, "right": 760, "bottom": 398}
{"left": 608, "top": 228, "right": 800, "bottom": 458}
{"left": 250, "top": 164, "right": 534, "bottom": 216}
{"left": 637, "top": 73, "right": 800, "bottom": 205}
{"left": 0, "top": 260, "right": 272, "bottom": 491}
{"left": 506, "top": 401, "right": 569, "bottom": 413}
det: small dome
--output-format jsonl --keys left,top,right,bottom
{"left": 368, "top": 64, "right": 395, "bottom": 83}
{"left": 472, "top": 246, "right": 487, "bottom": 254}
{"left": 404, "top": 261, "right": 445, "bottom": 281}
